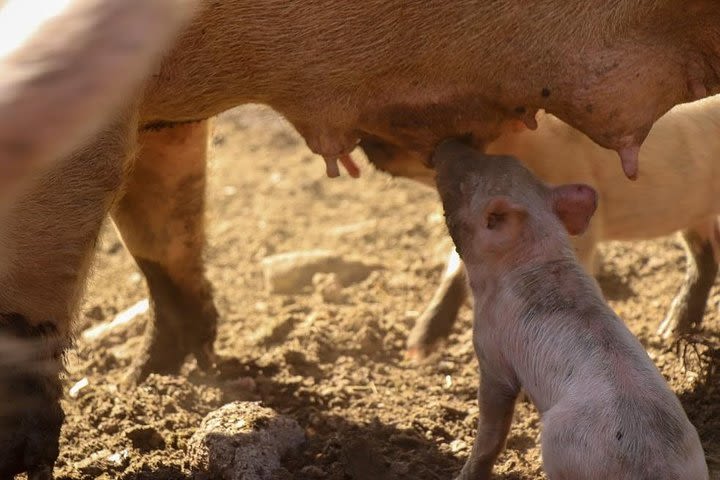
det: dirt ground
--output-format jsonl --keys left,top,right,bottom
{"left": 52, "top": 106, "right": 720, "bottom": 480}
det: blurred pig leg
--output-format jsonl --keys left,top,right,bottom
{"left": 0, "top": 108, "right": 136, "bottom": 478}
{"left": 0, "top": 0, "right": 197, "bottom": 202}
{"left": 111, "top": 120, "right": 218, "bottom": 382}
{"left": 455, "top": 370, "right": 519, "bottom": 480}
{"left": 657, "top": 218, "right": 719, "bottom": 339}
{"left": 0, "top": 317, "right": 64, "bottom": 480}
{"left": 407, "top": 248, "right": 468, "bottom": 359}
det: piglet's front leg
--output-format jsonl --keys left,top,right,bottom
{"left": 456, "top": 371, "right": 519, "bottom": 480}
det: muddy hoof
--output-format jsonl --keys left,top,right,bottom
{"left": 126, "top": 260, "right": 220, "bottom": 384}
{"left": 0, "top": 418, "right": 62, "bottom": 479}
{"left": 657, "top": 295, "right": 703, "bottom": 341}
{"left": 0, "top": 355, "right": 64, "bottom": 478}
{"left": 404, "top": 340, "right": 442, "bottom": 362}
{"left": 0, "top": 316, "right": 64, "bottom": 479}
{"left": 406, "top": 308, "right": 457, "bottom": 362}
{"left": 0, "top": 401, "right": 63, "bottom": 479}
{"left": 126, "top": 326, "right": 218, "bottom": 385}
{"left": 405, "top": 261, "right": 468, "bottom": 360}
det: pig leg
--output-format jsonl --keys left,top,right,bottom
{"left": 0, "top": 109, "right": 137, "bottom": 478}
{"left": 455, "top": 370, "right": 519, "bottom": 480}
{"left": 657, "top": 220, "right": 719, "bottom": 339}
{"left": 0, "top": 316, "right": 64, "bottom": 480}
{"left": 406, "top": 248, "right": 469, "bottom": 359}
{"left": 112, "top": 120, "right": 219, "bottom": 382}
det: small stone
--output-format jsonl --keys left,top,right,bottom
{"left": 312, "top": 273, "right": 347, "bottom": 304}
{"left": 261, "top": 250, "right": 377, "bottom": 294}
{"left": 68, "top": 377, "right": 89, "bottom": 398}
{"left": 82, "top": 299, "right": 149, "bottom": 341}
{"left": 450, "top": 439, "right": 468, "bottom": 453}
{"left": 187, "top": 402, "right": 305, "bottom": 480}
{"left": 106, "top": 449, "right": 130, "bottom": 468}
{"left": 437, "top": 361, "right": 456, "bottom": 374}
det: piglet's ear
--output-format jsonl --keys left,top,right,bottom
{"left": 481, "top": 196, "right": 528, "bottom": 248}
{"left": 551, "top": 184, "right": 598, "bottom": 235}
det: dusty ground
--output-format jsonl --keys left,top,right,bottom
{"left": 51, "top": 106, "right": 720, "bottom": 480}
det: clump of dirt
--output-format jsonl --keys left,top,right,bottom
{"left": 54, "top": 106, "right": 720, "bottom": 479}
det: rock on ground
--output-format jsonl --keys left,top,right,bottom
{"left": 261, "top": 249, "right": 377, "bottom": 294}
{"left": 186, "top": 401, "right": 305, "bottom": 480}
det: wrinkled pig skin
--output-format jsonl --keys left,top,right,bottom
{"left": 405, "top": 96, "right": 720, "bottom": 358}
{"left": 433, "top": 140, "right": 708, "bottom": 480}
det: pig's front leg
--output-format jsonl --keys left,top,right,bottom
{"left": 658, "top": 221, "right": 719, "bottom": 340}
{"left": 406, "top": 249, "right": 469, "bottom": 359}
{"left": 456, "top": 370, "right": 519, "bottom": 480}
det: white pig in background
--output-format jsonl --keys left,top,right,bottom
{"left": 404, "top": 96, "right": 720, "bottom": 358}
{"left": 433, "top": 140, "right": 708, "bottom": 480}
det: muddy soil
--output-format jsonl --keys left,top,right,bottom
{"left": 51, "top": 106, "right": 720, "bottom": 480}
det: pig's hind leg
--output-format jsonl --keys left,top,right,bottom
{"left": 407, "top": 248, "right": 469, "bottom": 360}
{"left": 541, "top": 409, "right": 615, "bottom": 480}
{"left": 112, "top": 120, "right": 219, "bottom": 383}
{"left": 455, "top": 369, "right": 519, "bottom": 480}
{"left": 657, "top": 218, "right": 719, "bottom": 341}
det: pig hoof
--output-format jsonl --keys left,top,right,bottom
{"left": 406, "top": 309, "right": 458, "bottom": 362}
{"left": 124, "top": 261, "right": 219, "bottom": 384}
{"left": 671, "top": 333, "right": 711, "bottom": 373}
{"left": 0, "top": 397, "right": 63, "bottom": 480}
{"left": 0, "top": 318, "right": 64, "bottom": 479}
{"left": 127, "top": 342, "right": 217, "bottom": 384}
{"left": 404, "top": 342, "right": 440, "bottom": 362}
{"left": 29, "top": 466, "right": 55, "bottom": 480}
{"left": 657, "top": 298, "right": 701, "bottom": 340}
{"left": 127, "top": 330, "right": 217, "bottom": 384}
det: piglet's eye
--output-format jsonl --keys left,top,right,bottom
{"left": 487, "top": 212, "right": 505, "bottom": 230}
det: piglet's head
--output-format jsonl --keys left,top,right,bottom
{"left": 432, "top": 139, "right": 597, "bottom": 265}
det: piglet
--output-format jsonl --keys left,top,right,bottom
{"left": 433, "top": 140, "right": 708, "bottom": 480}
